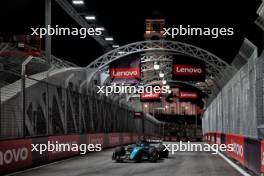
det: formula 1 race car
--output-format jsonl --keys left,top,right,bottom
{"left": 112, "top": 139, "right": 169, "bottom": 163}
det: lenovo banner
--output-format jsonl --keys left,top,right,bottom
{"left": 172, "top": 64, "right": 206, "bottom": 81}
{"left": 225, "top": 134, "right": 245, "bottom": 165}
{"left": 47, "top": 135, "right": 80, "bottom": 161}
{"left": 179, "top": 91, "right": 198, "bottom": 99}
{"left": 108, "top": 133, "right": 120, "bottom": 147}
{"left": 110, "top": 68, "right": 140, "bottom": 79}
{"left": 0, "top": 139, "right": 32, "bottom": 174}
{"left": 121, "top": 133, "right": 132, "bottom": 144}
{"left": 140, "top": 92, "right": 160, "bottom": 101}
{"left": 87, "top": 134, "right": 105, "bottom": 148}
{"left": 109, "top": 57, "right": 140, "bottom": 84}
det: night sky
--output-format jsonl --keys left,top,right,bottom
{"left": 0, "top": 0, "right": 263, "bottom": 66}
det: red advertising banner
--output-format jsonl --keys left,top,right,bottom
{"left": 216, "top": 133, "right": 222, "bottom": 145}
{"left": 108, "top": 133, "right": 120, "bottom": 147}
{"left": 173, "top": 64, "right": 205, "bottom": 76}
{"left": 121, "top": 133, "right": 132, "bottom": 144}
{"left": 47, "top": 135, "right": 80, "bottom": 161}
{"left": 179, "top": 91, "right": 198, "bottom": 99}
{"left": 132, "top": 134, "right": 139, "bottom": 142}
{"left": 208, "top": 133, "right": 211, "bottom": 143}
{"left": 210, "top": 133, "right": 215, "bottom": 144}
{"left": 0, "top": 139, "right": 32, "bottom": 174}
{"left": 140, "top": 92, "right": 160, "bottom": 100}
{"left": 87, "top": 134, "right": 105, "bottom": 148}
{"left": 172, "top": 63, "right": 206, "bottom": 81}
{"left": 261, "top": 140, "right": 264, "bottom": 172}
{"left": 225, "top": 134, "right": 245, "bottom": 165}
{"left": 110, "top": 68, "right": 140, "bottom": 79}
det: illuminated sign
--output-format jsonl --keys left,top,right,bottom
{"left": 173, "top": 64, "right": 205, "bottom": 76}
{"left": 179, "top": 91, "right": 198, "bottom": 99}
{"left": 172, "top": 63, "right": 206, "bottom": 81}
{"left": 110, "top": 68, "right": 140, "bottom": 79}
{"left": 140, "top": 92, "right": 160, "bottom": 100}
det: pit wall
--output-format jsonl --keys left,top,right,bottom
{"left": 204, "top": 132, "right": 262, "bottom": 175}
{"left": 0, "top": 133, "right": 160, "bottom": 175}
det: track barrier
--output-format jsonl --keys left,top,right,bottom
{"left": 0, "top": 133, "right": 162, "bottom": 175}
{"left": 204, "top": 132, "right": 262, "bottom": 175}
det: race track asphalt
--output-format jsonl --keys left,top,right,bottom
{"left": 9, "top": 142, "right": 242, "bottom": 176}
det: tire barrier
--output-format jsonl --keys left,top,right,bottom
{"left": 204, "top": 132, "right": 261, "bottom": 175}
{"left": 0, "top": 133, "right": 162, "bottom": 175}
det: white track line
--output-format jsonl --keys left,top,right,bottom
{"left": 217, "top": 151, "right": 251, "bottom": 176}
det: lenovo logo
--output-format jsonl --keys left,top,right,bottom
{"left": 232, "top": 142, "right": 243, "bottom": 158}
{"left": 0, "top": 147, "right": 28, "bottom": 165}
{"left": 109, "top": 135, "right": 119, "bottom": 145}
{"left": 179, "top": 92, "right": 198, "bottom": 99}
{"left": 89, "top": 136, "right": 104, "bottom": 145}
{"left": 141, "top": 92, "right": 160, "bottom": 99}
{"left": 110, "top": 68, "right": 140, "bottom": 79}
{"left": 173, "top": 64, "right": 205, "bottom": 76}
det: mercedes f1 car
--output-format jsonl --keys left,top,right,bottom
{"left": 112, "top": 139, "right": 169, "bottom": 163}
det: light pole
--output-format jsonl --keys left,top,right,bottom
{"left": 45, "top": 0, "right": 51, "bottom": 65}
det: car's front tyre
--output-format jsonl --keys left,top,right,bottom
{"left": 148, "top": 148, "right": 158, "bottom": 162}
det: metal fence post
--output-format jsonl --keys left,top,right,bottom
{"left": 21, "top": 74, "right": 26, "bottom": 137}
{"left": 46, "top": 66, "right": 54, "bottom": 136}
{"left": 21, "top": 56, "right": 33, "bottom": 138}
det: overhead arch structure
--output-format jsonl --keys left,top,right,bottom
{"left": 86, "top": 40, "right": 236, "bottom": 101}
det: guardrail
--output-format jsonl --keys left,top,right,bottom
{"left": 204, "top": 132, "right": 261, "bottom": 175}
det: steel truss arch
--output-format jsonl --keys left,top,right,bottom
{"left": 86, "top": 40, "right": 235, "bottom": 100}
{"left": 87, "top": 40, "right": 231, "bottom": 74}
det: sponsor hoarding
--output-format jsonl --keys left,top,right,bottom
{"left": 110, "top": 68, "right": 140, "bottom": 79}
{"left": 140, "top": 92, "right": 161, "bottom": 101}
{"left": 108, "top": 133, "right": 120, "bottom": 147}
{"left": 47, "top": 135, "right": 80, "bottom": 161}
{"left": 225, "top": 134, "right": 245, "bottom": 165}
{"left": 179, "top": 91, "right": 198, "bottom": 99}
{"left": 109, "top": 57, "right": 141, "bottom": 84}
{"left": 0, "top": 139, "right": 32, "bottom": 174}
{"left": 87, "top": 134, "right": 105, "bottom": 148}
{"left": 172, "top": 62, "right": 206, "bottom": 81}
